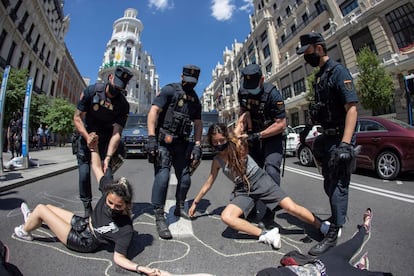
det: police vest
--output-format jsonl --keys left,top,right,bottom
{"left": 239, "top": 83, "right": 275, "bottom": 131}
{"left": 161, "top": 83, "right": 195, "bottom": 138}
{"left": 312, "top": 63, "right": 345, "bottom": 129}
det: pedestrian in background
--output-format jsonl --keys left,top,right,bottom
{"left": 73, "top": 66, "right": 132, "bottom": 217}
{"left": 147, "top": 65, "right": 203, "bottom": 239}
{"left": 296, "top": 32, "right": 358, "bottom": 256}
{"left": 237, "top": 63, "right": 287, "bottom": 229}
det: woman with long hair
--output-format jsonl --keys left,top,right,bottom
{"left": 189, "top": 114, "right": 327, "bottom": 248}
{"left": 13, "top": 133, "right": 162, "bottom": 275}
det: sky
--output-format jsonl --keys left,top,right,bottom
{"left": 63, "top": 0, "right": 254, "bottom": 95}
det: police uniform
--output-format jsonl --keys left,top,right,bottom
{"left": 149, "top": 65, "right": 202, "bottom": 239}
{"left": 75, "top": 66, "right": 132, "bottom": 216}
{"left": 238, "top": 64, "right": 286, "bottom": 186}
{"left": 297, "top": 32, "right": 358, "bottom": 256}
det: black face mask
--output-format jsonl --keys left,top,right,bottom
{"left": 182, "top": 82, "right": 196, "bottom": 92}
{"left": 304, "top": 52, "right": 321, "bottom": 67}
{"left": 213, "top": 142, "right": 228, "bottom": 152}
{"left": 103, "top": 202, "right": 123, "bottom": 218}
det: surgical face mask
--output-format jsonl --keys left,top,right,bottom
{"left": 182, "top": 82, "right": 196, "bottom": 92}
{"left": 304, "top": 51, "right": 321, "bottom": 67}
{"left": 103, "top": 202, "right": 123, "bottom": 218}
{"left": 213, "top": 142, "right": 229, "bottom": 152}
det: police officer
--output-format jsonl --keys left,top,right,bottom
{"left": 73, "top": 66, "right": 133, "bottom": 217}
{"left": 147, "top": 65, "right": 203, "bottom": 239}
{"left": 296, "top": 32, "right": 358, "bottom": 255}
{"left": 238, "top": 64, "right": 287, "bottom": 228}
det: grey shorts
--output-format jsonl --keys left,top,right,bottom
{"left": 230, "top": 171, "right": 287, "bottom": 218}
{"left": 66, "top": 215, "right": 100, "bottom": 253}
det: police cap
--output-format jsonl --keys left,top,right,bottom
{"left": 241, "top": 64, "right": 262, "bottom": 94}
{"left": 182, "top": 65, "right": 200, "bottom": 83}
{"left": 296, "top": 32, "right": 325, "bottom": 54}
{"left": 113, "top": 66, "right": 133, "bottom": 89}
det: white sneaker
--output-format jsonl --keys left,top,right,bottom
{"left": 320, "top": 221, "right": 330, "bottom": 235}
{"left": 21, "top": 202, "right": 31, "bottom": 223}
{"left": 258, "top": 227, "right": 281, "bottom": 249}
{"left": 14, "top": 225, "right": 33, "bottom": 241}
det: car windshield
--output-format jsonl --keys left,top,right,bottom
{"left": 125, "top": 115, "right": 147, "bottom": 128}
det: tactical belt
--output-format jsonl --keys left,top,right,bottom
{"left": 322, "top": 128, "right": 339, "bottom": 136}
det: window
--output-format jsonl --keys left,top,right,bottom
{"left": 350, "top": 27, "right": 377, "bottom": 54}
{"left": 385, "top": 3, "right": 414, "bottom": 50}
{"left": 266, "top": 63, "right": 272, "bottom": 73}
{"left": 7, "top": 41, "right": 16, "bottom": 64}
{"left": 315, "top": 0, "right": 325, "bottom": 14}
{"left": 281, "top": 85, "right": 292, "bottom": 99}
{"left": 340, "top": 0, "right": 359, "bottom": 16}
{"left": 359, "top": 120, "right": 386, "bottom": 132}
{"left": 111, "top": 47, "right": 115, "bottom": 55}
{"left": 26, "top": 24, "right": 34, "bottom": 44}
{"left": 293, "top": 78, "right": 305, "bottom": 96}
{"left": 273, "top": 3, "right": 277, "bottom": 10}
{"left": 291, "top": 24, "right": 297, "bottom": 35}
{"left": 281, "top": 34, "right": 286, "bottom": 43}
{"left": 286, "top": 6, "right": 291, "bottom": 16}
{"left": 0, "top": 29, "right": 7, "bottom": 51}
{"left": 126, "top": 47, "right": 131, "bottom": 54}
{"left": 263, "top": 44, "right": 271, "bottom": 59}
{"left": 18, "top": 51, "right": 24, "bottom": 68}
{"left": 277, "top": 17, "right": 282, "bottom": 27}
{"left": 260, "top": 30, "right": 267, "bottom": 42}
{"left": 302, "top": 13, "right": 308, "bottom": 24}
{"left": 248, "top": 43, "right": 254, "bottom": 54}
{"left": 291, "top": 112, "right": 299, "bottom": 127}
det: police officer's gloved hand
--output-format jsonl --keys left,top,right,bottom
{"left": 336, "top": 142, "right": 354, "bottom": 161}
{"left": 146, "top": 135, "right": 158, "bottom": 163}
{"left": 247, "top": 132, "right": 261, "bottom": 143}
{"left": 191, "top": 144, "right": 202, "bottom": 162}
{"left": 299, "top": 125, "right": 312, "bottom": 144}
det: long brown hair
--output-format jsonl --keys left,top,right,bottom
{"left": 207, "top": 123, "right": 251, "bottom": 192}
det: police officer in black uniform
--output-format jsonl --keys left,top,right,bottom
{"left": 147, "top": 65, "right": 203, "bottom": 239}
{"left": 296, "top": 32, "right": 358, "bottom": 256}
{"left": 73, "top": 66, "right": 133, "bottom": 217}
{"left": 238, "top": 64, "right": 287, "bottom": 227}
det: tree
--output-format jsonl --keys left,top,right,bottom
{"left": 305, "top": 68, "right": 319, "bottom": 102}
{"left": 1, "top": 68, "right": 27, "bottom": 125}
{"left": 356, "top": 46, "right": 394, "bottom": 113}
{"left": 43, "top": 97, "right": 76, "bottom": 137}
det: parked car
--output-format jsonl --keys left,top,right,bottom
{"left": 121, "top": 114, "right": 148, "bottom": 158}
{"left": 293, "top": 124, "right": 322, "bottom": 140}
{"left": 296, "top": 117, "right": 414, "bottom": 180}
{"left": 284, "top": 126, "right": 300, "bottom": 156}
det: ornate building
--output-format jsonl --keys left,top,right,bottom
{"left": 98, "top": 8, "right": 159, "bottom": 114}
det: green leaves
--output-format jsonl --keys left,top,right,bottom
{"left": 356, "top": 47, "right": 394, "bottom": 113}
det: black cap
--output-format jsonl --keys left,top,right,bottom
{"left": 241, "top": 64, "right": 262, "bottom": 94}
{"left": 182, "top": 65, "right": 200, "bottom": 83}
{"left": 296, "top": 32, "right": 325, "bottom": 54}
{"left": 113, "top": 66, "right": 133, "bottom": 89}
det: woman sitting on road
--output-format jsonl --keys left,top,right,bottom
{"left": 13, "top": 132, "right": 162, "bottom": 276}
{"left": 188, "top": 114, "right": 328, "bottom": 249}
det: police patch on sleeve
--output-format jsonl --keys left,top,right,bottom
{"left": 344, "top": 80, "right": 354, "bottom": 91}
{"left": 276, "top": 101, "right": 284, "bottom": 110}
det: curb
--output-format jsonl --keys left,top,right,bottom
{"left": 0, "top": 165, "right": 78, "bottom": 193}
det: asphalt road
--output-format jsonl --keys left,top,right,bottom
{"left": 1, "top": 156, "right": 412, "bottom": 275}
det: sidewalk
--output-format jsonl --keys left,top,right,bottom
{"left": 0, "top": 145, "right": 78, "bottom": 192}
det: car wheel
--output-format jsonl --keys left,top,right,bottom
{"left": 375, "top": 151, "right": 400, "bottom": 180}
{"left": 298, "top": 145, "right": 314, "bottom": 166}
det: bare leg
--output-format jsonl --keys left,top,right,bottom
{"left": 279, "top": 197, "right": 321, "bottom": 229}
{"left": 221, "top": 204, "right": 262, "bottom": 237}
{"left": 23, "top": 204, "right": 72, "bottom": 245}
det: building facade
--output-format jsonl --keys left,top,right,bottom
{"left": 203, "top": 0, "right": 414, "bottom": 127}
{"left": 98, "top": 8, "right": 159, "bottom": 114}
{"left": 0, "top": 0, "right": 86, "bottom": 104}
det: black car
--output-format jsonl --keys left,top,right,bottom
{"left": 122, "top": 114, "right": 148, "bottom": 158}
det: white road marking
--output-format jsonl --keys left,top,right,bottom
{"left": 286, "top": 166, "right": 414, "bottom": 204}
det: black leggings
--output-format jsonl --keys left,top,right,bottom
{"left": 257, "top": 227, "right": 391, "bottom": 276}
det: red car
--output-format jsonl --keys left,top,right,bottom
{"left": 296, "top": 117, "right": 414, "bottom": 180}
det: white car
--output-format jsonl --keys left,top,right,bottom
{"left": 293, "top": 125, "right": 322, "bottom": 140}
{"left": 283, "top": 126, "right": 300, "bottom": 156}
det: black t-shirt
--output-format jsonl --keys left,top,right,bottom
{"left": 91, "top": 176, "right": 133, "bottom": 256}
{"left": 152, "top": 83, "right": 201, "bottom": 131}
{"left": 77, "top": 84, "right": 130, "bottom": 134}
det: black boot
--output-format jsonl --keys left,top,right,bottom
{"left": 174, "top": 201, "right": 191, "bottom": 220}
{"left": 308, "top": 224, "right": 339, "bottom": 256}
{"left": 154, "top": 208, "right": 172, "bottom": 239}
{"left": 84, "top": 202, "right": 93, "bottom": 218}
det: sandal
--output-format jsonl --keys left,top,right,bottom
{"left": 362, "top": 208, "right": 373, "bottom": 234}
